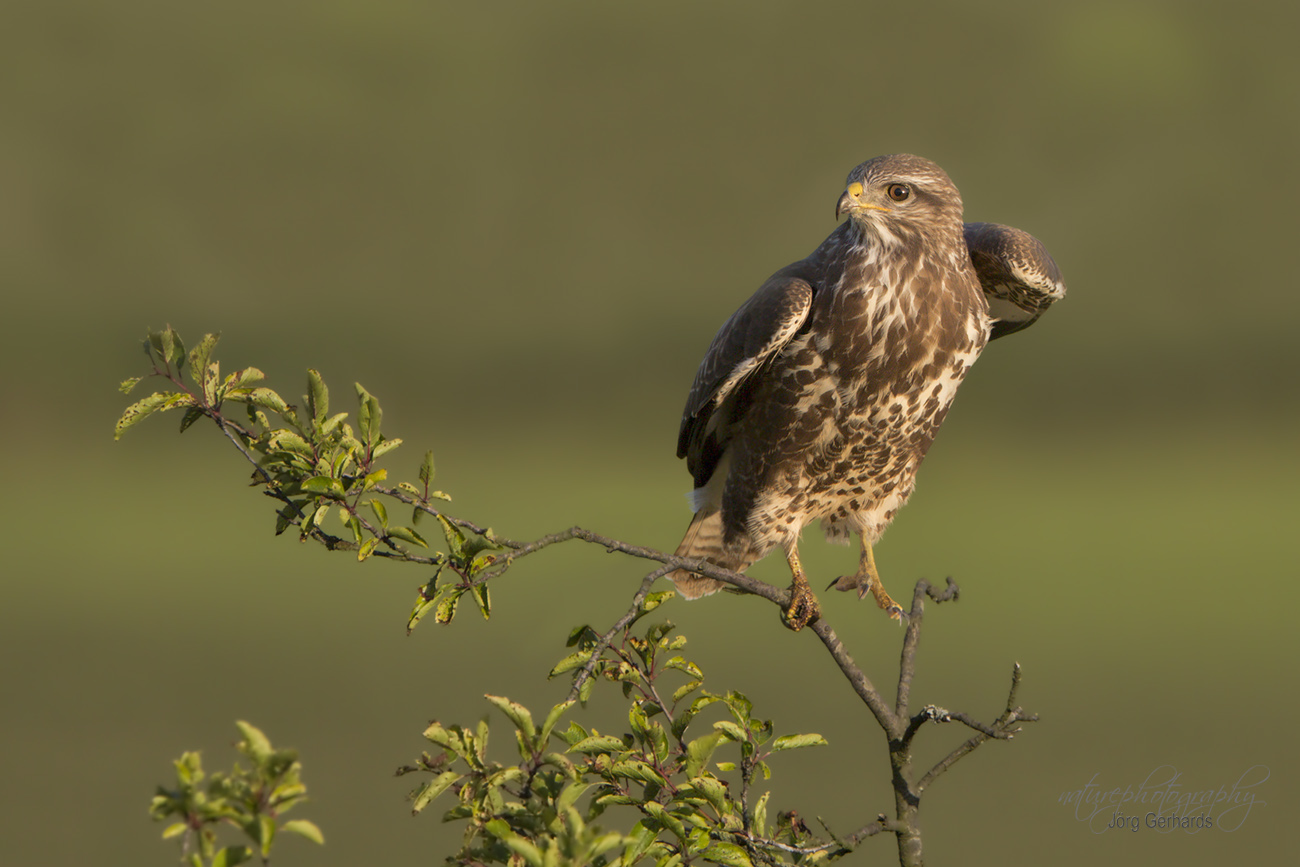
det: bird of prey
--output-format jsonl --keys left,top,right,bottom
{"left": 668, "top": 154, "right": 1065, "bottom": 631}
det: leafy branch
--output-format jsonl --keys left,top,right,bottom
{"left": 124, "top": 327, "right": 1037, "bottom": 867}
{"left": 150, "top": 722, "right": 323, "bottom": 867}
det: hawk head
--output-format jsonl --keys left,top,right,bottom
{"left": 835, "top": 154, "right": 965, "bottom": 247}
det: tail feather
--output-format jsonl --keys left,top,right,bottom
{"left": 668, "top": 509, "right": 755, "bottom": 599}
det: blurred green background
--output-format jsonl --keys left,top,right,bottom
{"left": 3, "top": 1, "right": 1295, "bottom": 865}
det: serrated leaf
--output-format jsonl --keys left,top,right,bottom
{"left": 280, "top": 819, "right": 324, "bottom": 845}
{"left": 770, "top": 733, "right": 829, "bottom": 752}
{"left": 411, "top": 771, "right": 462, "bottom": 815}
{"left": 684, "top": 731, "right": 724, "bottom": 778}
{"left": 418, "top": 450, "right": 434, "bottom": 487}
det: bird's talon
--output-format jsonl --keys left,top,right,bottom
{"left": 782, "top": 587, "right": 821, "bottom": 632}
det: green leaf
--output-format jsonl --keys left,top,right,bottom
{"left": 638, "top": 590, "right": 675, "bottom": 614}
{"left": 434, "top": 588, "right": 462, "bottom": 624}
{"left": 470, "top": 582, "right": 490, "bottom": 619}
{"left": 673, "top": 694, "right": 722, "bottom": 740}
{"left": 549, "top": 651, "right": 594, "bottom": 678}
{"left": 418, "top": 450, "right": 434, "bottom": 487}
{"left": 686, "top": 775, "right": 728, "bottom": 815}
{"left": 684, "top": 732, "right": 724, "bottom": 778}
{"left": 177, "top": 406, "right": 204, "bottom": 433}
{"left": 186, "top": 333, "right": 220, "bottom": 384}
{"left": 540, "top": 701, "right": 575, "bottom": 744}
{"left": 306, "top": 369, "right": 328, "bottom": 425}
{"left": 280, "top": 819, "right": 324, "bottom": 845}
{"left": 357, "top": 538, "right": 379, "bottom": 562}
{"left": 372, "top": 438, "right": 402, "bottom": 459}
{"left": 240, "top": 388, "right": 290, "bottom": 416}
{"left": 752, "top": 791, "right": 770, "bottom": 838}
{"left": 410, "top": 770, "right": 462, "bottom": 815}
{"left": 257, "top": 814, "right": 276, "bottom": 858}
{"left": 568, "top": 734, "right": 629, "bottom": 755}
{"left": 355, "top": 383, "right": 381, "bottom": 450}
{"left": 224, "top": 367, "right": 265, "bottom": 390}
{"left": 235, "top": 721, "right": 273, "bottom": 764}
{"left": 211, "top": 846, "right": 253, "bottom": 867}
{"left": 436, "top": 514, "right": 466, "bottom": 561}
{"left": 701, "top": 841, "right": 752, "bottom": 867}
{"left": 368, "top": 498, "right": 389, "bottom": 528}
{"left": 301, "top": 476, "right": 346, "bottom": 499}
{"left": 387, "top": 525, "right": 428, "bottom": 548}
{"left": 114, "top": 391, "right": 195, "bottom": 439}
{"left": 612, "top": 760, "right": 666, "bottom": 786}
{"left": 485, "top": 694, "right": 536, "bottom": 741}
{"left": 672, "top": 680, "right": 703, "bottom": 704}
{"left": 161, "top": 822, "right": 187, "bottom": 840}
{"left": 769, "top": 733, "right": 829, "bottom": 752}
{"left": 119, "top": 376, "right": 142, "bottom": 394}
{"left": 712, "top": 721, "right": 746, "bottom": 742}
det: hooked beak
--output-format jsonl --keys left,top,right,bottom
{"left": 836, "top": 181, "right": 890, "bottom": 220}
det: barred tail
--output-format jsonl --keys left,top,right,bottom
{"left": 668, "top": 509, "right": 755, "bottom": 599}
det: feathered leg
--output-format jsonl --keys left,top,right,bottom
{"left": 828, "top": 536, "right": 905, "bottom": 621}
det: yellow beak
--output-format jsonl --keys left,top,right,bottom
{"left": 836, "top": 181, "right": 890, "bottom": 219}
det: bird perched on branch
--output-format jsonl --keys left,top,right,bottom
{"left": 669, "top": 154, "right": 1065, "bottom": 631}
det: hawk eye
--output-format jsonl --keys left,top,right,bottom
{"left": 887, "top": 183, "right": 911, "bottom": 202}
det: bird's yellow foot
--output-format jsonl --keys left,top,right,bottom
{"left": 781, "top": 546, "right": 820, "bottom": 631}
{"left": 782, "top": 575, "right": 821, "bottom": 632}
{"left": 827, "top": 541, "right": 906, "bottom": 622}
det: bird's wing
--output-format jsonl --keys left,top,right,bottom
{"left": 677, "top": 270, "right": 814, "bottom": 485}
{"left": 963, "top": 222, "right": 1067, "bottom": 339}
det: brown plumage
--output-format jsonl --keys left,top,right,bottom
{"left": 669, "top": 154, "right": 1065, "bottom": 630}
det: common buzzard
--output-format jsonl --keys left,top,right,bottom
{"left": 669, "top": 154, "right": 1065, "bottom": 630}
